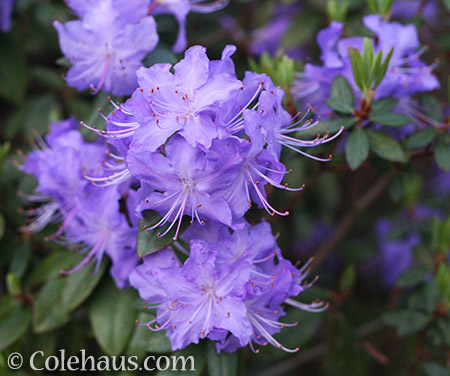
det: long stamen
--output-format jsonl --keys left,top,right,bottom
{"left": 249, "top": 313, "right": 299, "bottom": 353}
{"left": 90, "top": 54, "right": 111, "bottom": 95}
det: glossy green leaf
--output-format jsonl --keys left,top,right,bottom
{"left": 0, "top": 296, "right": 31, "bottom": 351}
{"left": 326, "top": 75, "right": 354, "bottom": 114}
{"left": 33, "top": 277, "right": 70, "bottom": 334}
{"left": 348, "top": 47, "right": 364, "bottom": 92}
{"left": 368, "top": 130, "right": 407, "bottom": 162}
{"left": 89, "top": 278, "right": 137, "bottom": 356}
{"left": 434, "top": 139, "right": 450, "bottom": 172}
{"left": 406, "top": 129, "right": 439, "bottom": 149}
{"left": 25, "top": 251, "right": 84, "bottom": 288}
{"left": 61, "top": 259, "right": 107, "bottom": 314}
{"left": 369, "top": 112, "right": 411, "bottom": 127}
{"left": 137, "top": 210, "right": 189, "bottom": 258}
{"left": 371, "top": 97, "right": 398, "bottom": 113}
{"left": 345, "top": 127, "right": 369, "bottom": 170}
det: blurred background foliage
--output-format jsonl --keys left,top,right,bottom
{"left": 0, "top": 0, "right": 449, "bottom": 375}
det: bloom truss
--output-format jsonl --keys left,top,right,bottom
{"left": 19, "top": 45, "right": 343, "bottom": 353}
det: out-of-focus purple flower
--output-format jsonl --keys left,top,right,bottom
{"left": 20, "top": 117, "right": 101, "bottom": 230}
{"left": 375, "top": 204, "right": 443, "bottom": 287}
{"left": 249, "top": 3, "right": 303, "bottom": 58}
{"left": 60, "top": 185, "right": 139, "bottom": 287}
{"left": 293, "top": 15, "right": 440, "bottom": 127}
{"left": 0, "top": 0, "right": 15, "bottom": 32}
{"left": 54, "top": 0, "right": 158, "bottom": 95}
{"left": 67, "top": 0, "right": 149, "bottom": 20}
{"left": 19, "top": 118, "right": 138, "bottom": 288}
{"left": 376, "top": 219, "right": 418, "bottom": 287}
{"left": 392, "top": 0, "right": 438, "bottom": 24}
{"left": 130, "top": 220, "right": 327, "bottom": 352}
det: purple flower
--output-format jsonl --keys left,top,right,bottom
{"left": 293, "top": 15, "right": 440, "bottom": 124}
{"left": 130, "top": 241, "right": 252, "bottom": 350}
{"left": 130, "top": 220, "right": 327, "bottom": 352}
{"left": 127, "top": 135, "right": 243, "bottom": 238}
{"left": 0, "top": 0, "right": 15, "bottom": 32}
{"left": 128, "top": 45, "right": 241, "bottom": 151}
{"left": 375, "top": 205, "right": 442, "bottom": 287}
{"left": 60, "top": 185, "right": 139, "bottom": 288}
{"left": 54, "top": 0, "right": 158, "bottom": 95}
{"left": 67, "top": 0, "right": 149, "bottom": 20}
{"left": 20, "top": 117, "right": 102, "bottom": 231}
{"left": 376, "top": 219, "right": 418, "bottom": 287}
{"left": 80, "top": 45, "right": 342, "bottom": 235}
{"left": 19, "top": 118, "right": 138, "bottom": 288}
{"left": 392, "top": 0, "right": 438, "bottom": 24}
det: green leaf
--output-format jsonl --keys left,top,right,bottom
{"left": 0, "top": 296, "right": 31, "bottom": 351}
{"left": 25, "top": 251, "right": 84, "bottom": 288}
{"left": 326, "top": 75, "right": 354, "bottom": 114}
{"left": 207, "top": 341, "right": 237, "bottom": 376}
{"left": 126, "top": 312, "right": 169, "bottom": 361}
{"left": 434, "top": 139, "right": 450, "bottom": 172}
{"left": 362, "top": 38, "right": 374, "bottom": 85}
{"left": 348, "top": 47, "right": 364, "bottom": 92}
{"left": 9, "top": 241, "right": 32, "bottom": 278}
{"left": 369, "top": 112, "right": 411, "bottom": 127}
{"left": 375, "top": 48, "right": 393, "bottom": 87}
{"left": 61, "top": 259, "right": 107, "bottom": 314}
{"left": 396, "top": 266, "right": 429, "bottom": 288}
{"left": 89, "top": 278, "right": 137, "bottom": 356}
{"left": 137, "top": 210, "right": 189, "bottom": 258}
{"left": 381, "top": 310, "right": 430, "bottom": 335}
{"left": 368, "top": 130, "right": 407, "bottom": 162}
{"left": 345, "top": 127, "right": 369, "bottom": 170}
{"left": 6, "top": 272, "right": 21, "bottom": 296}
{"left": 406, "top": 129, "right": 439, "bottom": 149}
{"left": 33, "top": 277, "right": 70, "bottom": 334}
{"left": 371, "top": 97, "right": 398, "bottom": 113}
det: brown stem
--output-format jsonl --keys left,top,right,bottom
{"left": 310, "top": 168, "right": 397, "bottom": 273}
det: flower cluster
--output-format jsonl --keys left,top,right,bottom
{"left": 82, "top": 45, "right": 342, "bottom": 239}
{"left": 54, "top": 0, "right": 228, "bottom": 95}
{"left": 293, "top": 14, "right": 439, "bottom": 129}
{"left": 19, "top": 118, "right": 138, "bottom": 288}
{"left": 131, "top": 220, "right": 327, "bottom": 352}
{"left": 19, "top": 45, "right": 336, "bottom": 352}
